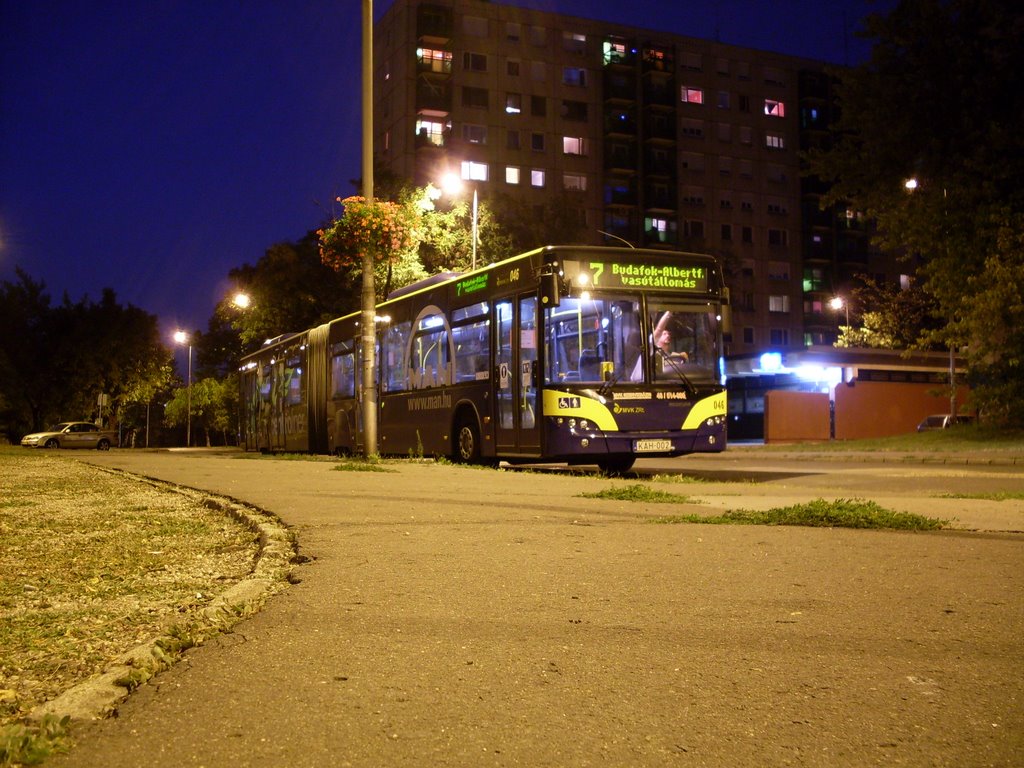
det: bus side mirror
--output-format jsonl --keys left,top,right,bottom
{"left": 540, "top": 271, "right": 561, "bottom": 308}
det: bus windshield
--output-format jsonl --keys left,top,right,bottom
{"left": 543, "top": 297, "right": 718, "bottom": 387}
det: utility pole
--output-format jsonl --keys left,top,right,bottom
{"left": 360, "top": 0, "right": 378, "bottom": 456}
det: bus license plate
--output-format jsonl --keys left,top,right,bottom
{"left": 634, "top": 439, "right": 673, "bottom": 453}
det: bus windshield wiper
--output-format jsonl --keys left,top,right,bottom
{"left": 655, "top": 347, "right": 698, "bottom": 397}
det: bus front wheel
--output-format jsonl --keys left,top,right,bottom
{"left": 597, "top": 456, "right": 635, "bottom": 475}
{"left": 454, "top": 417, "right": 481, "bottom": 464}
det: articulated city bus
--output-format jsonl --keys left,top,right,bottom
{"left": 240, "top": 245, "right": 728, "bottom": 472}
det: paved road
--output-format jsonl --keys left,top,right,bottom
{"left": 51, "top": 449, "right": 1024, "bottom": 767}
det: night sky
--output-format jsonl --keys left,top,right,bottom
{"left": 0, "top": 0, "right": 893, "bottom": 347}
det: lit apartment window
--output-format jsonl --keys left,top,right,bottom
{"left": 415, "top": 119, "right": 447, "bottom": 146}
{"left": 505, "top": 93, "right": 522, "bottom": 114}
{"left": 646, "top": 217, "right": 675, "bottom": 243}
{"left": 764, "top": 99, "right": 786, "bottom": 117}
{"left": 603, "top": 39, "right": 627, "bottom": 65}
{"left": 531, "top": 169, "right": 546, "bottom": 188}
{"left": 681, "top": 86, "right": 704, "bottom": 104}
{"left": 461, "top": 161, "right": 488, "bottom": 182}
{"left": 769, "top": 295, "right": 790, "bottom": 313}
{"left": 564, "top": 173, "right": 587, "bottom": 191}
{"left": 417, "top": 48, "right": 452, "bottom": 74}
{"left": 506, "top": 166, "right": 520, "bottom": 185}
{"left": 563, "top": 67, "right": 588, "bottom": 87}
{"left": 462, "top": 124, "right": 487, "bottom": 144}
{"left": 765, "top": 134, "right": 785, "bottom": 150}
{"left": 463, "top": 52, "right": 487, "bottom": 72}
{"left": 563, "top": 136, "right": 588, "bottom": 156}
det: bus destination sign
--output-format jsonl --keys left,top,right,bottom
{"left": 456, "top": 273, "right": 489, "bottom": 297}
{"left": 580, "top": 261, "right": 708, "bottom": 292}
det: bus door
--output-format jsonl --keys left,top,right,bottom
{"left": 495, "top": 294, "right": 540, "bottom": 454}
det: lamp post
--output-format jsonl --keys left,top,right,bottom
{"left": 829, "top": 296, "right": 849, "bottom": 326}
{"left": 904, "top": 176, "right": 957, "bottom": 418}
{"left": 231, "top": 291, "right": 251, "bottom": 310}
{"left": 441, "top": 171, "right": 478, "bottom": 271}
{"left": 173, "top": 330, "right": 192, "bottom": 447}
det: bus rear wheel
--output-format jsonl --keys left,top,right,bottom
{"left": 454, "top": 417, "right": 481, "bottom": 464}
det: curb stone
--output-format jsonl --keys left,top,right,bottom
{"left": 28, "top": 469, "right": 296, "bottom": 724}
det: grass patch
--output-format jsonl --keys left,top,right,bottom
{"left": 0, "top": 714, "right": 70, "bottom": 766}
{"left": 758, "top": 425, "right": 1024, "bottom": 453}
{"left": 332, "top": 460, "right": 397, "bottom": 473}
{"left": 579, "top": 484, "right": 697, "bottom": 504}
{"left": 651, "top": 497, "right": 947, "bottom": 530}
{"left": 0, "top": 450, "right": 260, "bottom": 740}
{"left": 937, "top": 491, "right": 1024, "bottom": 501}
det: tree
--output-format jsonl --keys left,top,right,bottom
{"left": 836, "top": 275, "right": 941, "bottom": 349}
{"left": 806, "top": 0, "right": 1024, "bottom": 425}
{"left": 0, "top": 270, "right": 173, "bottom": 438}
{"left": 164, "top": 375, "right": 238, "bottom": 446}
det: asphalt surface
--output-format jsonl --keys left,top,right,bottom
{"left": 47, "top": 448, "right": 1024, "bottom": 767}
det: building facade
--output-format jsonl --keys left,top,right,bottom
{"left": 374, "top": 0, "right": 898, "bottom": 360}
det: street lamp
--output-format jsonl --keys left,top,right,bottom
{"left": 829, "top": 296, "right": 849, "bottom": 326}
{"left": 231, "top": 291, "right": 251, "bottom": 310}
{"left": 440, "top": 171, "right": 478, "bottom": 271}
{"left": 904, "top": 176, "right": 957, "bottom": 418}
{"left": 173, "top": 330, "right": 192, "bottom": 447}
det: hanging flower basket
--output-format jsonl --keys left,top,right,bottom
{"left": 319, "top": 196, "right": 416, "bottom": 270}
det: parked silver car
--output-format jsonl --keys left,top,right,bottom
{"left": 20, "top": 422, "right": 117, "bottom": 450}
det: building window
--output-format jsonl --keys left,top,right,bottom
{"left": 717, "top": 123, "right": 731, "bottom": 142}
{"left": 563, "top": 136, "right": 588, "bottom": 156}
{"left": 463, "top": 15, "right": 488, "bottom": 36}
{"left": 564, "top": 173, "right": 587, "bottom": 191}
{"left": 531, "top": 61, "right": 546, "bottom": 81}
{"left": 506, "top": 22, "right": 520, "bottom": 41}
{"left": 739, "top": 126, "right": 753, "bottom": 145}
{"left": 505, "top": 93, "right": 522, "bottom": 115}
{"left": 684, "top": 220, "right": 705, "bottom": 238}
{"left": 681, "top": 52, "right": 702, "bottom": 71}
{"left": 764, "top": 99, "right": 786, "bottom": 117}
{"left": 462, "top": 87, "right": 489, "bottom": 109}
{"left": 717, "top": 91, "right": 730, "bottom": 109}
{"left": 681, "top": 86, "right": 704, "bottom": 104}
{"left": 646, "top": 216, "right": 676, "bottom": 243}
{"left": 463, "top": 52, "right": 487, "bottom": 72}
{"left": 530, "top": 25, "right": 546, "bottom": 46}
{"left": 681, "top": 119, "right": 704, "bottom": 138}
{"left": 721, "top": 224, "right": 732, "bottom": 241}
{"left": 603, "top": 39, "right": 628, "bottom": 65}
{"left": 742, "top": 226, "right": 753, "bottom": 244}
{"left": 531, "top": 95, "right": 546, "bottom": 117}
{"left": 765, "top": 133, "right": 785, "bottom": 150}
{"left": 531, "top": 132, "right": 545, "bottom": 152}
{"left": 563, "top": 67, "right": 588, "bottom": 87}
{"left": 505, "top": 166, "right": 520, "bottom": 185}
{"left": 743, "top": 327, "right": 755, "bottom": 344}
{"left": 506, "top": 130, "right": 520, "bottom": 150}
{"left": 417, "top": 47, "right": 452, "bottom": 74}
{"left": 461, "top": 161, "right": 488, "bottom": 182}
{"left": 531, "top": 169, "right": 546, "bottom": 187}
{"left": 739, "top": 159, "right": 754, "bottom": 178}
{"left": 736, "top": 61, "right": 751, "bottom": 80}
{"left": 768, "top": 228, "right": 789, "bottom": 246}
{"left": 415, "top": 118, "right": 447, "bottom": 146}
{"left": 507, "top": 60, "right": 520, "bottom": 77}
{"left": 768, "top": 261, "right": 790, "bottom": 280}
{"left": 563, "top": 31, "right": 586, "bottom": 54}
{"left": 561, "top": 100, "right": 588, "bottom": 121}
{"left": 769, "top": 295, "right": 790, "bottom": 313}
{"left": 770, "top": 328, "right": 790, "bottom": 345}
{"left": 681, "top": 152, "right": 705, "bottom": 172}
{"left": 462, "top": 124, "right": 487, "bottom": 144}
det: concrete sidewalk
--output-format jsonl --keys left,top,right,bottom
{"left": 50, "top": 451, "right": 1024, "bottom": 767}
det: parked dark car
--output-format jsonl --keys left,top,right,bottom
{"left": 20, "top": 422, "right": 117, "bottom": 450}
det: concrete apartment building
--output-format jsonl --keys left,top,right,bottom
{"left": 373, "top": 0, "right": 899, "bottom": 368}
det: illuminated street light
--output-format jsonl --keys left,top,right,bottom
{"left": 232, "top": 291, "right": 251, "bottom": 309}
{"left": 440, "top": 171, "right": 478, "bottom": 271}
{"left": 173, "top": 330, "right": 192, "bottom": 447}
{"left": 829, "top": 296, "right": 849, "bottom": 326}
